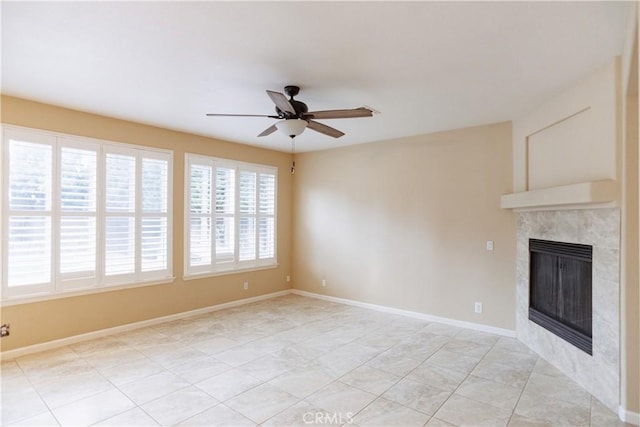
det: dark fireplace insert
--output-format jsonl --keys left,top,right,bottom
{"left": 529, "top": 239, "right": 593, "bottom": 355}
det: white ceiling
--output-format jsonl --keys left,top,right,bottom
{"left": 1, "top": 1, "right": 631, "bottom": 153}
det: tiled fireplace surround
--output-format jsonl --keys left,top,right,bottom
{"left": 516, "top": 208, "right": 620, "bottom": 411}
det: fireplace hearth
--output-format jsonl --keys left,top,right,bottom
{"left": 529, "top": 239, "right": 593, "bottom": 355}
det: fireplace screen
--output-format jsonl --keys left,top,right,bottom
{"left": 529, "top": 239, "right": 592, "bottom": 355}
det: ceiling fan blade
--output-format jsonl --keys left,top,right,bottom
{"left": 257, "top": 124, "right": 277, "bottom": 137}
{"left": 266, "top": 90, "right": 296, "bottom": 115}
{"left": 304, "top": 107, "right": 373, "bottom": 120}
{"left": 307, "top": 120, "right": 345, "bottom": 138}
{"left": 206, "top": 113, "right": 277, "bottom": 118}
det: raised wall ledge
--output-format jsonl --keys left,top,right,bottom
{"left": 500, "top": 180, "right": 619, "bottom": 210}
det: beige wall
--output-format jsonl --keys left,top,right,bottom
{"left": 623, "top": 88, "right": 640, "bottom": 414}
{"left": 620, "top": 4, "right": 640, "bottom": 414}
{"left": 621, "top": 6, "right": 640, "bottom": 413}
{"left": 0, "top": 96, "right": 293, "bottom": 351}
{"left": 513, "top": 58, "right": 620, "bottom": 193}
{"left": 292, "top": 122, "right": 516, "bottom": 330}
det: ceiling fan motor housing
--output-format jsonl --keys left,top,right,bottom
{"left": 276, "top": 99, "right": 308, "bottom": 118}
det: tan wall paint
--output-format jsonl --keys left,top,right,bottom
{"left": 623, "top": 90, "right": 640, "bottom": 414}
{"left": 0, "top": 95, "right": 293, "bottom": 351}
{"left": 513, "top": 58, "right": 620, "bottom": 193}
{"left": 620, "top": 5, "right": 640, "bottom": 414}
{"left": 622, "top": 6, "right": 640, "bottom": 413}
{"left": 292, "top": 122, "right": 516, "bottom": 330}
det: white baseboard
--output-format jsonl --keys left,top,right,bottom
{"left": 619, "top": 406, "right": 640, "bottom": 425}
{"left": 1, "top": 288, "right": 518, "bottom": 360}
{"left": 291, "top": 289, "right": 516, "bottom": 337}
{"left": 0, "top": 290, "right": 291, "bottom": 360}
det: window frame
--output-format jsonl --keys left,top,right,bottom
{"left": 184, "top": 153, "right": 277, "bottom": 279}
{"left": 1, "top": 125, "right": 174, "bottom": 304}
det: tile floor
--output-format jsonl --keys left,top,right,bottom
{"left": 0, "top": 294, "right": 630, "bottom": 426}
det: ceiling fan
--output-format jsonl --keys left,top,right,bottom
{"left": 206, "top": 85, "right": 374, "bottom": 139}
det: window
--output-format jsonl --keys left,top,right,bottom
{"left": 185, "top": 154, "right": 276, "bottom": 277}
{"left": 1, "top": 126, "right": 173, "bottom": 301}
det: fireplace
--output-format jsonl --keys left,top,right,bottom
{"left": 529, "top": 239, "right": 593, "bottom": 355}
{"left": 517, "top": 209, "right": 619, "bottom": 409}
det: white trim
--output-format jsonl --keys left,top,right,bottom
{"left": 291, "top": 289, "right": 517, "bottom": 338}
{"left": 182, "top": 264, "right": 279, "bottom": 281}
{"left": 619, "top": 406, "right": 640, "bottom": 425}
{"left": 2, "top": 124, "right": 173, "bottom": 157}
{"left": 0, "top": 289, "right": 291, "bottom": 360}
{"left": 0, "top": 277, "right": 176, "bottom": 307}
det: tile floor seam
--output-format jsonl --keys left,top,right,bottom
{"left": 20, "top": 352, "right": 120, "bottom": 425}
{"left": 256, "top": 396, "right": 304, "bottom": 426}
{"left": 429, "top": 334, "right": 505, "bottom": 424}
{"left": 137, "top": 402, "right": 162, "bottom": 426}
{"left": 82, "top": 352, "right": 141, "bottom": 398}
{"left": 168, "top": 400, "right": 228, "bottom": 427}
{"left": 14, "top": 356, "right": 78, "bottom": 427}
{"left": 503, "top": 355, "right": 537, "bottom": 427}
{"left": 427, "top": 365, "right": 474, "bottom": 421}
{"left": 371, "top": 330, "right": 464, "bottom": 420}
{"left": 348, "top": 324, "right": 482, "bottom": 421}
{"left": 139, "top": 382, "right": 195, "bottom": 406}
{"left": 224, "top": 402, "right": 258, "bottom": 427}
{"left": 527, "top": 369, "right": 594, "bottom": 407}
{"left": 336, "top": 370, "right": 403, "bottom": 399}
{"left": 50, "top": 383, "right": 117, "bottom": 410}
{"left": 199, "top": 373, "right": 265, "bottom": 404}
{"left": 89, "top": 402, "right": 140, "bottom": 427}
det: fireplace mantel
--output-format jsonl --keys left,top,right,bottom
{"left": 500, "top": 180, "right": 618, "bottom": 211}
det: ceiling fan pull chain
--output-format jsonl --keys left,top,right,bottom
{"left": 291, "top": 137, "right": 296, "bottom": 175}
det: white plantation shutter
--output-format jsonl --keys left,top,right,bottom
{"left": 215, "top": 167, "right": 235, "bottom": 265}
{"left": 141, "top": 217, "right": 167, "bottom": 271}
{"left": 8, "top": 216, "right": 51, "bottom": 286}
{"left": 5, "top": 134, "right": 54, "bottom": 296}
{"left": 189, "top": 164, "right": 213, "bottom": 267}
{"left": 2, "top": 126, "right": 173, "bottom": 301}
{"left": 238, "top": 171, "right": 256, "bottom": 262}
{"left": 58, "top": 143, "right": 98, "bottom": 288}
{"left": 258, "top": 173, "right": 276, "bottom": 259}
{"left": 105, "top": 151, "right": 136, "bottom": 281}
{"left": 60, "top": 217, "right": 96, "bottom": 275}
{"left": 185, "top": 154, "right": 276, "bottom": 277}
{"left": 187, "top": 159, "right": 239, "bottom": 274}
{"left": 140, "top": 156, "right": 170, "bottom": 277}
{"left": 104, "top": 149, "right": 172, "bottom": 284}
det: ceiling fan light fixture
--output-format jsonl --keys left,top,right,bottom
{"left": 276, "top": 119, "right": 307, "bottom": 138}
{"left": 208, "top": 86, "right": 372, "bottom": 139}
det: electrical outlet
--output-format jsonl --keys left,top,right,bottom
{"left": 474, "top": 302, "right": 483, "bottom": 314}
{"left": 243, "top": 282, "right": 249, "bottom": 290}
{"left": 486, "top": 240, "right": 494, "bottom": 251}
{"left": 286, "top": 275, "right": 291, "bottom": 282}
{"left": 322, "top": 279, "right": 326, "bottom": 287}
{"left": 1, "top": 324, "right": 10, "bottom": 337}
